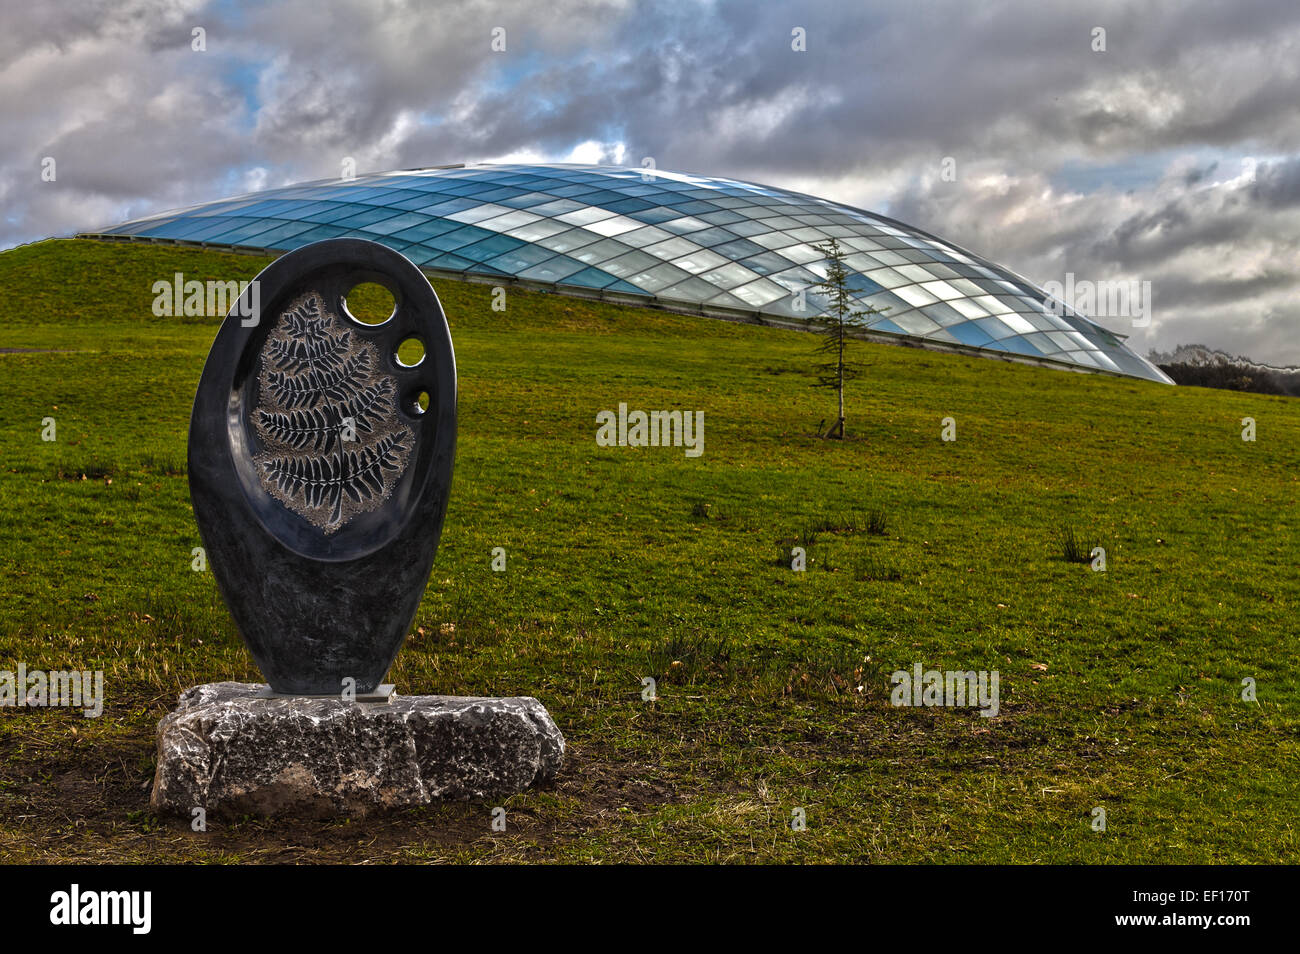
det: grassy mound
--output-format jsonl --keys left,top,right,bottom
{"left": 0, "top": 238, "right": 1296, "bottom": 863}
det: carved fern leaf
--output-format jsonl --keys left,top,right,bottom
{"left": 264, "top": 325, "right": 352, "bottom": 376}
{"left": 264, "top": 350, "right": 373, "bottom": 410}
{"left": 260, "top": 433, "right": 409, "bottom": 528}
{"left": 256, "top": 405, "right": 342, "bottom": 452}
{"left": 252, "top": 291, "right": 414, "bottom": 533}
{"left": 336, "top": 379, "right": 395, "bottom": 435}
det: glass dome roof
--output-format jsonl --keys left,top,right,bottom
{"left": 84, "top": 162, "right": 1171, "bottom": 383}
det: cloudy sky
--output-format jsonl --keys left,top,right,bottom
{"left": 4, "top": 0, "right": 1299, "bottom": 361}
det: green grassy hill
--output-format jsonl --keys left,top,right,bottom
{"left": 1, "top": 238, "right": 1296, "bottom": 863}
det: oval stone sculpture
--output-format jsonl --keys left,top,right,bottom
{"left": 188, "top": 239, "right": 456, "bottom": 694}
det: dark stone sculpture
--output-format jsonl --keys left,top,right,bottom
{"left": 188, "top": 239, "right": 456, "bottom": 694}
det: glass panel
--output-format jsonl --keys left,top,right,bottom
{"left": 724, "top": 219, "right": 772, "bottom": 238}
{"left": 627, "top": 206, "right": 683, "bottom": 225}
{"left": 424, "top": 225, "right": 492, "bottom": 251}
{"left": 584, "top": 214, "right": 642, "bottom": 237}
{"left": 684, "top": 226, "right": 740, "bottom": 247}
{"left": 486, "top": 244, "right": 562, "bottom": 273}
{"left": 534, "top": 227, "right": 602, "bottom": 253}
{"left": 301, "top": 203, "right": 371, "bottom": 224}
{"left": 476, "top": 209, "right": 543, "bottom": 232}
{"left": 421, "top": 252, "right": 476, "bottom": 271}
{"left": 712, "top": 238, "right": 766, "bottom": 259}
{"left": 697, "top": 210, "right": 745, "bottom": 226}
{"left": 766, "top": 266, "right": 819, "bottom": 293}
{"left": 920, "top": 301, "right": 966, "bottom": 327}
{"left": 555, "top": 206, "right": 617, "bottom": 227}
{"left": 414, "top": 196, "right": 482, "bottom": 216}
{"left": 863, "top": 266, "right": 909, "bottom": 289}
{"left": 700, "top": 262, "right": 760, "bottom": 289}
{"left": 672, "top": 200, "right": 721, "bottom": 215}
{"left": 1024, "top": 333, "right": 1058, "bottom": 354}
{"left": 560, "top": 266, "right": 620, "bottom": 290}
{"left": 289, "top": 224, "right": 352, "bottom": 244}
{"left": 994, "top": 335, "right": 1042, "bottom": 356}
{"left": 235, "top": 221, "right": 315, "bottom": 247}
{"left": 729, "top": 278, "right": 786, "bottom": 307}
{"left": 997, "top": 312, "right": 1036, "bottom": 334}
{"left": 738, "top": 251, "right": 792, "bottom": 275}
{"left": 391, "top": 219, "right": 461, "bottom": 243}
{"left": 571, "top": 238, "right": 634, "bottom": 265}
{"left": 528, "top": 198, "right": 587, "bottom": 217}
{"left": 599, "top": 250, "right": 662, "bottom": 277}
{"left": 975, "top": 295, "right": 1014, "bottom": 315}
{"left": 618, "top": 225, "right": 675, "bottom": 248}
{"left": 893, "top": 285, "right": 939, "bottom": 308}
{"left": 1067, "top": 350, "right": 1099, "bottom": 367}
{"left": 889, "top": 311, "right": 942, "bottom": 335}
{"left": 657, "top": 216, "right": 711, "bottom": 234}
{"left": 496, "top": 191, "right": 555, "bottom": 209}
{"left": 658, "top": 276, "right": 723, "bottom": 302}
{"left": 454, "top": 234, "right": 528, "bottom": 263}
{"left": 603, "top": 197, "right": 656, "bottom": 215}
{"left": 624, "top": 263, "right": 692, "bottom": 293}
{"left": 359, "top": 211, "right": 431, "bottom": 234}
{"left": 445, "top": 203, "right": 512, "bottom": 225}
{"left": 671, "top": 248, "right": 729, "bottom": 274}
{"left": 842, "top": 252, "right": 883, "bottom": 272}
{"left": 164, "top": 218, "right": 236, "bottom": 240}
{"left": 1091, "top": 351, "right": 1121, "bottom": 372}
{"left": 918, "top": 280, "right": 964, "bottom": 301}
{"left": 975, "top": 317, "right": 1016, "bottom": 339}
{"left": 704, "top": 290, "right": 754, "bottom": 310}
{"left": 1027, "top": 312, "right": 1065, "bottom": 332}
{"left": 644, "top": 236, "right": 702, "bottom": 260}
{"left": 473, "top": 187, "right": 527, "bottom": 203}
{"left": 949, "top": 298, "right": 989, "bottom": 320}
{"left": 949, "top": 278, "right": 986, "bottom": 297}
{"left": 894, "top": 264, "right": 935, "bottom": 283}
{"left": 386, "top": 192, "right": 443, "bottom": 212}
{"left": 504, "top": 218, "right": 571, "bottom": 242}
{"left": 746, "top": 231, "right": 794, "bottom": 250}
{"left": 153, "top": 215, "right": 229, "bottom": 237}
{"left": 947, "top": 321, "right": 995, "bottom": 347}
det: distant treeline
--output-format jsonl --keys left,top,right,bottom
{"left": 1151, "top": 344, "right": 1300, "bottom": 397}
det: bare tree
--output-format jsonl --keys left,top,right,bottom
{"left": 808, "top": 238, "right": 881, "bottom": 439}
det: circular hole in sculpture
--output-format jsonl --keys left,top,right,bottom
{"left": 395, "top": 337, "right": 425, "bottom": 367}
{"left": 342, "top": 282, "right": 396, "bottom": 326}
{"left": 414, "top": 391, "right": 430, "bottom": 415}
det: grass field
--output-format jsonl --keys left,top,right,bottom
{"left": 0, "top": 237, "right": 1296, "bottom": 863}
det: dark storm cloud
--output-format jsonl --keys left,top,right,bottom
{"left": 1250, "top": 154, "right": 1300, "bottom": 208}
{"left": 2, "top": 0, "right": 1299, "bottom": 359}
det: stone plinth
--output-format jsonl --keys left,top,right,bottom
{"left": 150, "top": 682, "right": 564, "bottom": 818}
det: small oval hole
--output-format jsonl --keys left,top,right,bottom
{"left": 414, "top": 391, "right": 430, "bottom": 415}
{"left": 395, "top": 337, "right": 425, "bottom": 367}
{"left": 342, "top": 282, "right": 395, "bottom": 326}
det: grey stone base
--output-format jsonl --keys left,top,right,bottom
{"left": 150, "top": 682, "right": 564, "bottom": 818}
{"left": 255, "top": 683, "right": 397, "bottom": 703}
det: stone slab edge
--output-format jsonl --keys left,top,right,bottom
{"left": 150, "top": 681, "right": 564, "bottom": 818}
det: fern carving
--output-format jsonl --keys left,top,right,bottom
{"left": 252, "top": 292, "right": 413, "bottom": 533}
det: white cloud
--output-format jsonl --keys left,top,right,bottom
{"left": 3, "top": 0, "right": 1300, "bottom": 360}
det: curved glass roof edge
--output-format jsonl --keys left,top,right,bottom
{"left": 80, "top": 162, "right": 1173, "bottom": 384}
